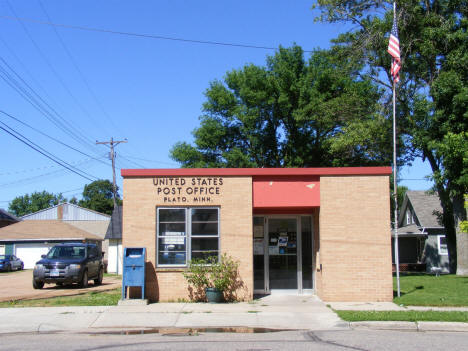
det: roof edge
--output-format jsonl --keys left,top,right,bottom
{"left": 0, "top": 237, "right": 103, "bottom": 242}
{"left": 21, "top": 202, "right": 111, "bottom": 219}
{"left": 122, "top": 167, "right": 392, "bottom": 178}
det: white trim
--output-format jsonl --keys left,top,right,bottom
{"left": 253, "top": 214, "right": 314, "bottom": 295}
{"left": 437, "top": 235, "right": 448, "bottom": 256}
{"left": 156, "top": 207, "right": 220, "bottom": 267}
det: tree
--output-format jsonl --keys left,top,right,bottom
{"left": 171, "top": 46, "right": 396, "bottom": 168}
{"left": 8, "top": 191, "right": 66, "bottom": 217}
{"left": 78, "top": 180, "right": 120, "bottom": 215}
{"left": 314, "top": 0, "right": 468, "bottom": 273}
{"left": 458, "top": 196, "right": 468, "bottom": 274}
{"left": 390, "top": 184, "right": 408, "bottom": 227}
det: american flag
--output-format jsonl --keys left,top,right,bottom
{"left": 387, "top": 5, "right": 400, "bottom": 83}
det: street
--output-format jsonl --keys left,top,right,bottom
{"left": 1, "top": 329, "right": 468, "bottom": 351}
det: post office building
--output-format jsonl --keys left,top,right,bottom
{"left": 121, "top": 167, "right": 393, "bottom": 302}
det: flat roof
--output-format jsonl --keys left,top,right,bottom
{"left": 122, "top": 167, "right": 392, "bottom": 177}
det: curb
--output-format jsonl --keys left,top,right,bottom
{"left": 350, "top": 321, "right": 468, "bottom": 332}
{"left": 417, "top": 321, "right": 468, "bottom": 332}
{"left": 350, "top": 321, "right": 417, "bottom": 331}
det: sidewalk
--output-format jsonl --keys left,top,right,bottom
{"left": 0, "top": 295, "right": 347, "bottom": 334}
{"left": 0, "top": 296, "right": 467, "bottom": 334}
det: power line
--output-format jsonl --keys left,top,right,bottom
{"left": 121, "top": 155, "right": 178, "bottom": 166}
{"left": 38, "top": 1, "right": 122, "bottom": 136}
{"left": 61, "top": 187, "right": 85, "bottom": 194}
{"left": 0, "top": 31, "right": 66, "bottom": 118}
{"left": 0, "top": 40, "right": 100, "bottom": 155}
{"left": 0, "top": 121, "right": 97, "bottom": 181}
{"left": 5, "top": 1, "right": 111, "bottom": 139}
{"left": 0, "top": 187, "right": 84, "bottom": 204}
{"left": 0, "top": 109, "right": 112, "bottom": 168}
{"left": 0, "top": 155, "right": 103, "bottom": 176}
{"left": 0, "top": 157, "right": 101, "bottom": 187}
{"left": 117, "top": 154, "right": 146, "bottom": 168}
{"left": 0, "top": 163, "right": 60, "bottom": 175}
{"left": 0, "top": 57, "right": 100, "bottom": 153}
{"left": 0, "top": 14, "right": 313, "bottom": 52}
{"left": 400, "top": 178, "right": 432, "bottom": 181}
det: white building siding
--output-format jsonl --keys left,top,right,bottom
{"left": 107, "top": 239, "right": 122, "bottom": 274}
{"left": 22, "top": 203, "right": 110, "bottom": 221}
{"left": 63, "top": 204, "right": 110, "bottom": 221}
{"left": 22, "top": 207, "right": 58, "bottom": 220}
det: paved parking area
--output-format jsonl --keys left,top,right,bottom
{"left": 0, "top": 270, "right": 121, "bottom": 302}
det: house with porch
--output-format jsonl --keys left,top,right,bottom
{"left": 393, "top": 191, "right": 448, "bottom": 273}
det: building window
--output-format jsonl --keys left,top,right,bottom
{"left": 438, "top": 235, "right": 448, "bottom": 256}
{"left": 157, "top": 207, "right": 219, "bottom": 266}
{"left": 406, "top": 209, "right": 416, "bottom": 225}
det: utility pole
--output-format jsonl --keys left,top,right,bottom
{"left": 96, "top": 137, "right": 127, "bottom": 209}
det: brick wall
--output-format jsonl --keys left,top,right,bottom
{"left": 123, "top": 176, "right": 253, "bottom": 302}
{"left": 317, "top": 175, "right": 393, "bottom": 301}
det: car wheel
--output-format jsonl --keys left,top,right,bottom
{"left": 20, "top": 263, "right": 24, "bottom": 270}
{"left": 6, "top": 264, "right": 11, "bottom": 272}
{"left": 79, "top": 270, "right": 88, "bottom": 288}
{"left": 33, "top": 279, "right": 44, "bottom": 289}
{"left": 94, "top": 268, "right": 103, "bottom": 286}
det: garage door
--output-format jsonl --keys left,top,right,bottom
{"left": 15, "top": 243, "right": 52, "bottom": 269}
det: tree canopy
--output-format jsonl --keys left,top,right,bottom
{"left": 171, "top": 46, "right": 396, "bottom": 168}
{"left": 78, "top": 179, "right": 120, "bottom": 216}
{"left": 314, "top": 0, "right": 468, "bottom": 273}
{"left": 8, "top": 179, "right": 120, "bottom": 217}
{"left": 8, "top": 191, "right": 66, "bottom": 217}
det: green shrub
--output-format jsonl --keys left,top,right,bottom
{"left": 182, "top": 254, "right": 242, "bottom": 301}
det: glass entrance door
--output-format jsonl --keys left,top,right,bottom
{"left": 253, "top": 215, "right": 314, "bottom": 294}
{"left": 268, "top": 218, "right": 298, "bottom": 290}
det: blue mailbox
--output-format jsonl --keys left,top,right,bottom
{"left": 122, "top": 247, "right": 146, "bottom": 300}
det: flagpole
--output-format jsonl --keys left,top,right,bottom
{"left": 392, "top": 27, "right": 401, "bottom": 297}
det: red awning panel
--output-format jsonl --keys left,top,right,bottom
{"left": 253, "top": 176, "right": 320, "bottom": 208}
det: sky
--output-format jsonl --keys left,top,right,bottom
{"left": 0, "top": 0, "right": 434, "bottom": 209}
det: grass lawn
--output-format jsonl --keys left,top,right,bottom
{"left": 393, "top": 274, "right": 468, "bottom": 306}
{"left": 104, "top": 273, "right": 121, "bottom": 278}
{"left": 336, "top": 310, "right": 468, "bottom": 323}
{"left": 333, "top": 274, "right": 468, "bottom": 322}
{"left": 0, "top": 288, "right": 121, "bottom": 308}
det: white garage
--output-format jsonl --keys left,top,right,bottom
{"left": 0, "top": 220, "right": 103, "bottom": 270}
{"left": 15, "top": 243, "right": 52, "bottom": 269}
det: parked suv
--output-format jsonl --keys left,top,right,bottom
{"left": 32, "top": 243, "right": 104, "bottom": 289}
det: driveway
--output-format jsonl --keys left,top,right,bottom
{"left": 0, "top": 270, "right": 121, "bottom": 302}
